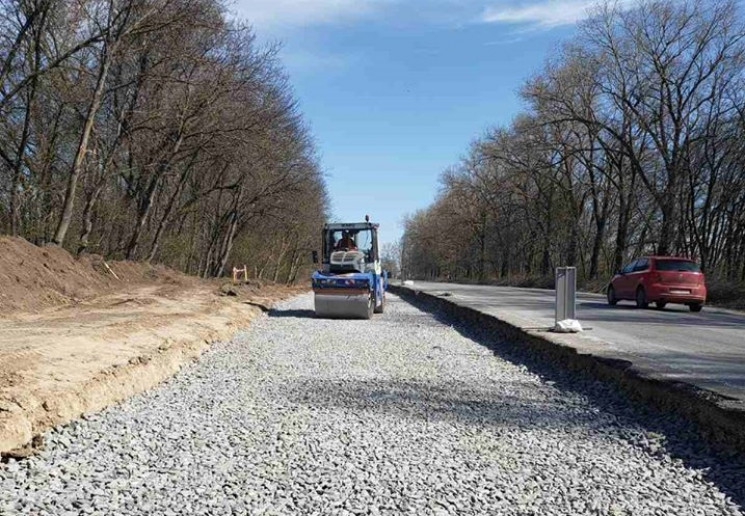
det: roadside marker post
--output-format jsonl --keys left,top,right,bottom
{"left": 554, "top": 267, "right": 582, "bottom": 333}
{"left": 232, "top": 265, "right": 248, "bottom": 284}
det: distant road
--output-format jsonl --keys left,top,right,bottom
{"left": 401, "top": 281, "right": 745, "bottom": 403}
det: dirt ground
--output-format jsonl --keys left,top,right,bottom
{"left": 0, "top": 236, "right": 306, "bottom": 455}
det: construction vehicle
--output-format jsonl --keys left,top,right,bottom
{"left": 311, "top": 217, "right": 387, "bottom": 319}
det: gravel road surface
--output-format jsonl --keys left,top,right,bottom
{"left": 402, "top": 282, "right": 745, "bottom": 401}
{"left": 1, "top": 293, "right": 744, "bottom": 515}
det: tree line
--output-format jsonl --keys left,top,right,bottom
{"left": 402, "top": 0, "right": 745, "bottom": 291}
{"left": 0, "top": 0, "right": 328, "bottom": 282}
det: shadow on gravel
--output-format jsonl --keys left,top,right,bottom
{"left": 386, "top": 295, "right": 745, "bottom": 510}
{"left": 286, "top": 378, "right": 605, "bottom": 431}
{"left": 268, "top": 308, "right": 316, "bottom": 319}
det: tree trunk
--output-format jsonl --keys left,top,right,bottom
{"left": 146, "top": 166, "right": 192, "bottom": 262}
{"left": 77, "top": 186, "right": 103, "bottom": 255}
{"left": 567, "top": 223, "right": 579, "bottom": 268}
{"left": 127, "top": 128, "right": 186, "bottom": 259}
{"left": 272, "top": 239, "right": 289, "bottom": 283}
{"left": 9, "top": 86, "right": 36, "bottom": 236}
{"left": 53, "top": 48, "right": 112, "bottom": 246}
{"left": 126, "top": 176, "right": 160, "bottom": 260}
{"left": 589, "top": 217, "right": 606, "bottom": 279}
{"left": 657, "top": 206, "right": 676, "bottom": 256}
{"left": 288, "top": 248, "right": 302, "bottom": 284}
{"left": 214, "top": 214, "right": 239, "bottom": 277}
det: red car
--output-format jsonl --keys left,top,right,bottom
{"left": 607, "top": 256, "right": 707, "bottom": 312}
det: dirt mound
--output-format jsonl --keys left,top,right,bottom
{"left": 0, "top": 237, "right": 193, "bottom": 315}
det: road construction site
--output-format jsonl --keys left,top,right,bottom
{"left": 2, "top": 293, "right": 744, "bottom": 515}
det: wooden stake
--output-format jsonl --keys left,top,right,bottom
{"left": 104, "top": 262, "right": 120, "bottom": 281}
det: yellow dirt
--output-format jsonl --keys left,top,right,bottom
{"left": 0, "top": 284, "right": 302, "bottom": 455}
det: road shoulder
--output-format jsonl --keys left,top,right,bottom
{"left": 390, "top": 283, "right": 745, "bottom": 453}
{"left": 0, "top": 285, "right": 303, "bottom": 456}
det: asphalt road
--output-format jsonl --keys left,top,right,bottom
{"left": 401, "top": 282, "right": 745, "bottom": 403}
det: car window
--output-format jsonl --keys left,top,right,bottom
{"left": 633, "top": 258, "right": 649, "bottom": 272}
{"left": 655, "top": 259, "right": 701, "bottom": 272}
{"left": 621, "top": 261, "right": 635, "bottom": 274}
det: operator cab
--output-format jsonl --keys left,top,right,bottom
{"left": 322, "top": 223, "right": 379, "bottom": 274}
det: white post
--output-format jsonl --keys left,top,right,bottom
{"left": 555, "top": 267, "right": 580, "bottom": 332}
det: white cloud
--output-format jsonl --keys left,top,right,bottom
{"left": 480, "top": 0, "right": 604, "bottom": 28}
{"left": 484, "top": 36, "right": 526, "bottom": 45}
{"left": 231, "top": 0, "right": 380, "bottom": 29}
{"left": 232, "top": 0, "right": 626, "bottom": 34}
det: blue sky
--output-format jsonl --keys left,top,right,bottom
{"left": 229, "top": 1, "right": 596, "bottom": 246}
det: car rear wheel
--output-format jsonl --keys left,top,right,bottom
{"left": 689, "top": 303, "right": 703, "bottom": 313}
{"left": 607, "top": 286, "right": 618, "bottom": 306}
{"left": 655, "top": 301, "right": 667, "bottom": 310}
{"left": 635, "top": 287, "right": 648, "bottom": 309}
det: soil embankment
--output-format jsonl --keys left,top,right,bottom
{"left": 0, "top": 236, "right": 304, "bottom": 456}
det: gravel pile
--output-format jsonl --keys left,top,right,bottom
{"left": 1, "top": 293, "right": 744, "bottom": 515}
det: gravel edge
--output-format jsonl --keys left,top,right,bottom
{"left": 389, "top": 284, "right": 745, "bottom": 454}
